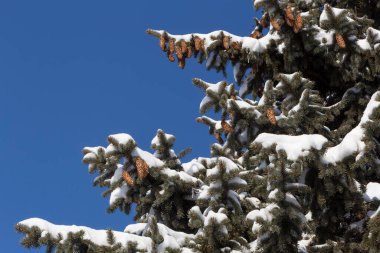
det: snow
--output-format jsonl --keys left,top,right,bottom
{"left": 253, "top": 133, "right": 328, "bottom": 161}
{"left": 182, "top": 159, "right": 205, "bottom": 175}
{"left": 246, "top": 203, "right": 279, "bottom": 222}
{"left": 313, "top": 25, "right": 335, "bottom": 45}
{"left": 110, "top": 182, "right": 129, "bottom": 205}
{"left": 18, "top": 218, "right": 152, "bottom": 251}
{"left": 204, "top": 210, "right": 228, "bottom": 226}
{"left": 151, "top": 29, "right": 281, "bottom": 55}
{"left": 132, "top": 147, "right": 164, "bottom": 167}
{"left": 320, "top": 5, "right": 346, "bottom": 24}
{"left": 160, "top": 168, "right": 199, "bottom": 184}
{"left": 357, "top": 38, "right": 371, "bottom": 51}
{"left": 151, "top": 131, "right": 176, "bottom": 147}
{"left": 124, "top": 222, "right": 194, "bottom": 251}
{"left": 322, "top": 92, "right": 380, "bottom": 164}
{"left": 363, "top": 182, "right": 380, "bottom": 202}
{"left": 108, "top": 133, "right": 135, "bottom": 147}
{"left": 110, "top": 164, "right": 124, "bottom": 184}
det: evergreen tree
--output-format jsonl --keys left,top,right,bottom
{"left": 17, "top": 1, "right": 380, "bottom": 252}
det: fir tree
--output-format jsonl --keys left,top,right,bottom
{"left": 17, "top": 1, "right": 380, "bottom": 252}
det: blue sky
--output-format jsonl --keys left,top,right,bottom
{"left": 0, "top": 1, "right": 255, "bottom": 252}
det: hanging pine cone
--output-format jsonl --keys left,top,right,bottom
{"left": 159, "top": 35, "right": 166, "bottom": 51}
{"left": 250, "top": 30, "right": 262, "bottom": 39}
{"left": 259, "top": 17, "right": 268, "bottom": 28}
{"left": 223, "top": 36, "right": 230, "bottom": 49}
{"left": 293, "top": 15, "right": 303, "bottom": 33}
{"left": 194, "top": 37, "right": 203, "bottom": 51}
{"left": 169, "top": 38, "right": 175, "bottom": 53}
{"left": 135, "top": 157, "right": 149, "bottom": 180}
{"left": 122, "top": 170, "right": 135, "bottom": 187}
{"left": 266, "top": 108, "right": 276, "bottom": 125}
{"left": 214, "top": 132, "right": 224, "bottom": 144}
{"left": 229, "top": 112, "right": 233, "bottom": 119}
{"left": 167, "top": 51, "right": 175, "bottom": 62}
{"left": 221, "top": 120, "right": 234, "bottom": 133}
{"left": 180, "top": 40, "right": 187, "bottom": 54}
{"left": 270, "top": 18, "right": 281, "bottom": 31}
{"left": 175, "top": 45, "right": 183, "bottom": 60}
{"left": 178, "top": 57, "right": 186, "bottom": 69}
{"left": 187, "top": 46, "right": 193, "bottom": 58}
{"left": 285, "top": 5, "right": 295, "bottom": 27}
{"left": 336, "top": 33, "right": 346, "bottom": 48}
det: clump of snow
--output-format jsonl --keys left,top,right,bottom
{"left": 253, "top": 133, "right": 328, "bottom": 161}
{"left": 363, "top": 182, "right": 380, "bottom": 202}
{"left": 182, "top": 159, "right": 205, "bottom": 175}
{"left": 132, "top": 147, "right": 164, "bottom": 168}
{"left": 151, "top": 130, "right": 176, "bottom": 148}
{"left": 125, "top": 222, "right": 194, "bottom": 251}
{"left": 18, "top": 218, "right": 152, "bottom": 251}
{"left": 322, "top": 92, "right": 380, "bottom": 164}
{"left": 108, "top": 133, "right": 135, "bottom": 147}
{"left": 320, "top": 4, "right": 346, "bottom": 24}
{"left": 110, "top": 182, "right": 129, "bottom": 205}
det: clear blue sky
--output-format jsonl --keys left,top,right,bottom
{"left": 0, "top": 1, "right": 254, "bottom": 252}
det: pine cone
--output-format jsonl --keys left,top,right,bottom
{"left": 122, "top": 170, "right": 135, "bottom": 187}
{"left": 167, "top": 51, "right": 175, "bottom": 62}
{"left": 223, "top": 36, "right": 230, "bottom": 49}
{"left": 266, "top": 108, "right": 277, "bottom": 125}
{"left": 222, "top": 120, "right": 234, "bottom": 133}
{"left": 180, "top": 40, "right": 187, "bottom": 54}
{"left": 187, "top": 46, "right": 193, "bottom": 58}
{"left": 169, "top": 38, "right": 175, "bottom": 53}
{"left": 336, "top": 33, "right": 346, "bottom": 48}
{"left": 175, "top": 45, "right": 183, "bottom": 60}
{"left": 270, "top": 18, "right": 281, "bottom": 31}
{"left": 159, "top": 35, "right": 166, "bottom": 51}
{"left": 293, "top": 15, "right": 303, "bottom": 33}
{"left": 178, "top": 57, "right": 186, "bottom": 69}
{"left": 214, "top": 132, "right": 224, "bottom": 144}
{"left": 135, "top": 157, "right": 149, "bottom": 180}
{"left": 285, "top": 6, "right": 295, "bottom": 27}
{"left": 194, "top": 37, "right": 204, "bottom": 51}
{"left": 250, "top": 30, "right": 262, "bottom": 39}
{"left": 259, "top": 17, "right": 268, "bottom": 28}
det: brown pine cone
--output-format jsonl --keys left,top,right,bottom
{"left": 135, "top": 157, "right": 149, "bottom": 180}
{"left": 194, "top": 37, "right": 202, "bottom": 51}
{"left": 266, "top": 108, "right": 277, "bottom": 125}
{"left": 122, "top": 170, "right": 135, "bottom": 187}
{"left": 270, "top": 18, "right": 281, "bottom": 31}
{"left": 178, "top": 58, "right": 186, "bottom": 69}
{"left": 336, "top": 33, "right": 346, "bottom": 48}
{"left": 169, "top": 38, "right": 175, "bottom": 53}
{"left": 223, "top": 36, "right": 230, "bottom": 49}
{"left": 187, "top": 46, "right": 193, "bottom": 58}
{"left": 167, "top": 51, "right": 175, "bottom": 62}
{"left": 259, "top": 17, "right": 269, "bottom": 28}
{"left": 293, "top": 15, "right": 303, "bottom": 33}
{"left": 285, "top": 6, "right": 295, "bottom": 27}
{"left": 159, "top": 35, "right": 166, "bottom": 51}
{"left": 175, "top": 45, "right": 183, "bottom": 60}
{"left": 180, "top": 40, "right": 187, "bottom": 54}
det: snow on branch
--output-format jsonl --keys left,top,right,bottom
{"left": 321, "top": 91, "right": 380, "bottom": 165}
{"left": 16, "top": 218, "right": 153, "bottom": 251}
